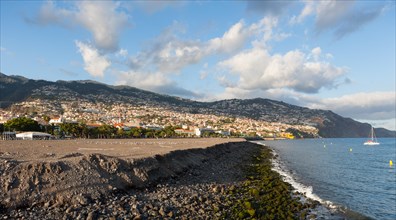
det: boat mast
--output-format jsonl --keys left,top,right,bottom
{"left": 372, "top": 127, "right": 377, "bottom": 142}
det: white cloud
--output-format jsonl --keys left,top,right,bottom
{"left": 359, "top": 119, "right": 396, "bottom": 131}
{"left": 131, "top": 18, "right": 271, "bottom": 74}
{"left": 314, "top": 0, "right": 354, "bottom": 32}
{"left": 250, "top": 16, "right": 278, "bottom": 49}
{"left": 114, "top": 23, "right": 205, "bottom": 94}
{"left": 30, "top": 1, "right": 129, "bottom": 51}
{"left": 116, "top": 70, "right": 202, "bottom": 98}
{"left": 117, "top": 48, "right": 128, "bottom": 57}
{"left": 208, "top": 20, "right": 250, "bottom": 54}
{"left": 290, "top": 0, "right": 315, "bottom": 24}
{"left": 124, "top": 22, "right": 206, "bottom": 75}
{"left": 75, "top": 1, "right": 129, "bottom": 51}
{"left": 208, "top": 16, "right": 284, "bottom": 54}
{"left": 308, "top": 92, "right": 396, "bottom": 121}
{"left": 333, "top": 5, "right": 385, "bottom": 39}
{"left": 311, "top": 47, "right": 321, "bottom": 61}
{"left": 106, "top": 14, "right": 348, "bottom": 106}
{"left": 199, "top": 71, "right": 208, "bottom": 80}
{"left": 291, "top": 0, "right": 387, "bottom": 39}
{"left": 117, "top": 70, "right": 169, "bottom": 90}
{"left": 25, "top": 1, "right": 73, "bottom": 27}
{"left": 157, "top": 41, "right": 204, "bottom": 73}
{"left": 75, "top": 41, "right": 111, "bottom": 78}
{"left": 213, "top": 87, "right": 257, "bottom": 101}
{"left": 212, "top": 86, "right": 310, "bottom": 105}
{"left": 212, "top": 88, "right": 396, "bottom": 130}
{"left": 216, "top": 74, "right": 237, "bottom": 88}
{"left": 219, "top": 46, "right": 346, "bottom": 94}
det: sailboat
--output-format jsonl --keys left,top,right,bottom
{"left": 363, "top": 126, "right": 380, "bottom": 145}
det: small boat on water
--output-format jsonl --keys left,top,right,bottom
{"left": 363, "top": 126, "right": 380, "bottom": 145}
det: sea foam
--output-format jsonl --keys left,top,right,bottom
{"left": 254, "top": 141, "right": 341, "bottom": 217}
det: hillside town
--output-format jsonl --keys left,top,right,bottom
{"left": 0, "top": 98, "right": 319, "bottom": 140}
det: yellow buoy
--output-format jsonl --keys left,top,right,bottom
{"left": 349, "top": 148, "right": 352, "bottom": 152}
{"left": 390, "top": 160, "right": 393, "bottom": 167}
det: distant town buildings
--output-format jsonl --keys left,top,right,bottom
{"left": 0, "top": 98, "right": 319, "bottom": 139}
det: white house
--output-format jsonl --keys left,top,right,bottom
{"left": 49, "top": 116, "right": 64, "bottom": 125}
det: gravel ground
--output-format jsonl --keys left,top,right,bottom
{"left": 1, "top": 141, "right": 260, "bottom": 219}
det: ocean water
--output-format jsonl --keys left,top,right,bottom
{"left": 257, "top": 138, "right": 396, "bottom": 220}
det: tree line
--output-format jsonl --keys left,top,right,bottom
{"left": 1, "top": 117, "right": 242, "bottom": 139}
{"left": 0, "top": 117, "right": 179, "bottom": 139}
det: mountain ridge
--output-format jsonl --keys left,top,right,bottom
{"left": 1, "top": 73, "right": 395, "bottom": 137}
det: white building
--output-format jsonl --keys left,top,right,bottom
{"left": 174, "top": 129, "right": 196, "bottom": 137}
{"left": 216, "top": 130, "right": 231, "bottom": 136}
{"left": 194, "top": 128, "right": 215, "bottom": 137}
{"left": 16, "top": 132, "right": 53, "bottom": 140}
{"left": 49, "top": 116, "right": 64, "bottom": 125}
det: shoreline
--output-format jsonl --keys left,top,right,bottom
{"left": 257, "top": 141, "right": 374, "bottom": 220}
{"left": 2, "top": 139, "right": 322, "bottom": 219}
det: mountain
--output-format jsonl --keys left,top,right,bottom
{"left": 1, "top": 73, "right": 395, "bottom": 137}
{"left": 0, "top": 73, "right": 193, "bottom": 107}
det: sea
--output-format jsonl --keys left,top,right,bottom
{"left": 256, "top": 138, "right": 396, "bottom": 220}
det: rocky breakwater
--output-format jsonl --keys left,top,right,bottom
{"left": 1, "top": 141, "right": 263, "bottom": 219}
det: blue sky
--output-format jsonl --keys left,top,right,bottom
{"left": 1, "top": 1, "right": 395, "bottom": 130}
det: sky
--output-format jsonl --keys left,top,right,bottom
{"left": 1, "top": 1, "right": 395, "bottom": 130}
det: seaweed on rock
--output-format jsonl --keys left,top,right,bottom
{"left": 224, "top": 147, "right": 317, "bottom": 219}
